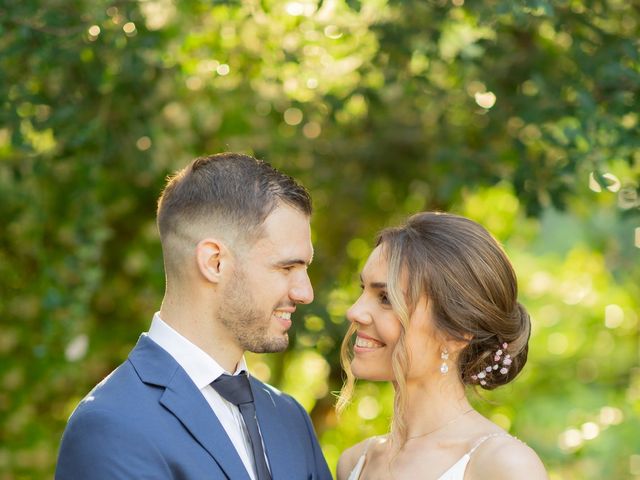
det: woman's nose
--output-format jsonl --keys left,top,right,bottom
{"left": 346, "top": 295, "right": 371, "bottom": 325}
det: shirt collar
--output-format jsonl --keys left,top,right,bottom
{"left": 147, "top": 312, "right": 248, "bottom": 389}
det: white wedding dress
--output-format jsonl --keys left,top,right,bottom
{"left": 347, "top": 433, "right": 510, "bottom": 480}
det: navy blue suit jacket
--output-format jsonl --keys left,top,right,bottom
{"left": 56, "top": 335, "right": 332, "bottom": 480}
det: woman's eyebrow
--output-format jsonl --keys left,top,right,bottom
{"left": 359, "top": 274, "right": 387, "bottom": 289}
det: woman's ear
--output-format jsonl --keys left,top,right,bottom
{"left": 195, "top": 238, "right": 228, "bottom": 283}
{"left": 442, "top": 332, "right": 473, "bottom": 357}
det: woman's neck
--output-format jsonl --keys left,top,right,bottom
{"left": 399, "top": 376, "right": 471, "bottom": 439}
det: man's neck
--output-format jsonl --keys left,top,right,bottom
{"left": 159, "top": 301, "right": 243, "bottom": 374}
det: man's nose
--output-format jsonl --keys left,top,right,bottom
{"left": 290, "top": 273, "right": 314, "bottom": 304}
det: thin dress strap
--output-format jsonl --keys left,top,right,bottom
{"left": 468, "top": 432, "right": 512, "bottom": 456}
{"left": 437, "top": 433, "right": 513, "bottom": 480}
{"left": 347, "top": 436, "right": 379, "bottom": 480}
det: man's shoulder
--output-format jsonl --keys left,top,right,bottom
{"left": 249, "top": 376, "right": 312, "bottom": 420}
{"left": 56, "top": 385, "right": 173, "bottom": 480}
{"left": 68, "top": 357, "right": 152, "bottom": 420}
{"left": 250, "top": 376, "right": 297, "bottom": 405}
{"left": 59, "top": 364, "right": 157, "bottom": 458}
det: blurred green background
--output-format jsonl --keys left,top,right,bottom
{"left": 1, "top": 0, "right": 639, "bottom": 478}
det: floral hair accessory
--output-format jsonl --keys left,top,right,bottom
{"left": 470, "top": 342, "right": 512, "bottom": 386}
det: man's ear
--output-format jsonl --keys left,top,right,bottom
{"left": 195, "top": 238, "right": 229, "bottom": 283}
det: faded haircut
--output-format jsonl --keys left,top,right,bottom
{"left": 156, "top": 152, "right": 312, "bottom": 275}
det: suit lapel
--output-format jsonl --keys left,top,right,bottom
{"left": 129, "top": 335, "right": 251, "bottom": 480}
{"left": 251, "top": 379, "right": 298, "bottom": 479}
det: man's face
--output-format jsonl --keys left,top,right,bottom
{"left": 217, "top": 204, "right": 314, "bottom": 353}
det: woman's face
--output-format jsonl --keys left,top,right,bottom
{"left": 346, "top": 245, "right": 439, "bottom": 382}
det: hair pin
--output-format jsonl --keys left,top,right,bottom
{"left": 470, "top": 342, "right": 512, "bottom": 386}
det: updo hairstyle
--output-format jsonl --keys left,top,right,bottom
{"left": 378, "top": 211, "right": 531, "bottom": 390}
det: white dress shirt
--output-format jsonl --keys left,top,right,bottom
{"left": 147, "top": 312, "right": 265, "bottom": 480}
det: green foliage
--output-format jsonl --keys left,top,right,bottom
{"left": 1, "top": 0, "right": 638, "bottom": 478}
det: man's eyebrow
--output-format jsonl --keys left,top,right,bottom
{"left": 359, "top": 274, "right": 387, "bottom": 289}
{"left": 275, "top": 258, "right": 312, "bottom": 267}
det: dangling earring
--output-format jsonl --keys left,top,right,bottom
{"left": 440, "top": 348, "right": 449, "bottom": 375}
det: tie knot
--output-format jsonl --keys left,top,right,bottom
{"left": 211, "top": 372, "right": 254, "bottom": 406}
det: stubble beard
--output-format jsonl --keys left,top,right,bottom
{"left": 218, "top": 268, "right": 289, "bottom": 354}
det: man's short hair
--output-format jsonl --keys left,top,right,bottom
{"left": 157, "top": 153, "right": 312, "bottom": 270}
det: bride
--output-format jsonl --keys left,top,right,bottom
{"left": 336, "top": 212, "right": 548, "bottom": 480}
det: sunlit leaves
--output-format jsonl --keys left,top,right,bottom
{"left": 1, "top": 0, "right": 639, "bottom": 478}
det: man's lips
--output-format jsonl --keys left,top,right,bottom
{"left": 273, "top": 310, "right": 293, "bottom": 329}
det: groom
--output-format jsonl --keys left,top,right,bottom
{"left": 56, "top": 153, "right": 332, "bottom": 479}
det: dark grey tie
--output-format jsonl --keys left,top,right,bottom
{"left": 211, "top": 372, "right": 272, "bottom": 480}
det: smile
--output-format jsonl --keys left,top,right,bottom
{"left": 355, "top": 335, "right": 385, "bottom": 349}
{"left": 273, "top": 311, "right": 291, "bottom": 320}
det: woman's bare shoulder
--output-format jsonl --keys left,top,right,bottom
{"left": 336, "top": 436, "right": 382, "bottom": 480}
{"left": 467, "top": 435, "right": 548, "bottom": 480}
